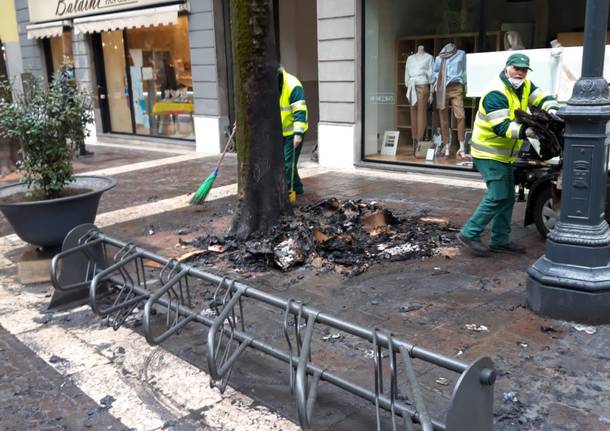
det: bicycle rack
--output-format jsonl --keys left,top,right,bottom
{"left": 50, "top": 224, "right": 497, "bottom": 431}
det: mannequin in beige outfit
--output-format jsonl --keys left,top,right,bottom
{"left": 404, "top": 46, "right": 434, "bottom": 147}
{"left": 432, "top": 43, "right": 467, "bottom": 158}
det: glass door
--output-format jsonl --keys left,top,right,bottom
{"left": 101, "top": 31, "right": 134, "bottom": 134}
{"left": 0, "top": 41, "right": 7, "bottom": 79}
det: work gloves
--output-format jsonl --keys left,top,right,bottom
{"left": 293, "top": 134, "right": 303, "bottom": 149}
{"left": 547, "top": 108, "right": 564, "bottom": 124}
{"left": 515, "top": 107, "right": 564, "bottom": 160}
{"left": 525, "top": 127, "right": 538, "bottom": 140}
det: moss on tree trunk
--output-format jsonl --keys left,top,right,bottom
{"left": 230, "top": 0, "right": 291, "bottom": 240}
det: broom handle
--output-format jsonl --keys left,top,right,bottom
{"left": 215, "top": 123, "right": 237, "bottom": 172}
{"left": 290, "top": 147, "right": 296, "bottom": 192}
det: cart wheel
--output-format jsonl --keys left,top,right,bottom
{"left": 533, "top": 186, "right": 559, "bottom": 238}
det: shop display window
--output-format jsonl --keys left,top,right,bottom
{"left": 97, "top": 15, "right": 194, "bottom": 140}
{"left": 363, "top": 0, "right": 592, "bottom": 170}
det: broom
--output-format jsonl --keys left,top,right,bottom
{"left": 190, "top": 123, "right": 236, "bottom": 205}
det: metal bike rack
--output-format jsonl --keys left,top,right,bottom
{"left": 51, "top": 224, "right": 496, "bottom": 431}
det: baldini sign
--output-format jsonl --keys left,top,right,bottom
{"left": 27, "top": 0, "right": 179, "bottom": 23}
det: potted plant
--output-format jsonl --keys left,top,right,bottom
{"left": 0, "top": 65, "right": 115, "bottom": 249}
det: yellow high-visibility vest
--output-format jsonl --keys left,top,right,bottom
{"left": 470, "top": 78, "right": 532, "bottom": 163}
{"left": 279, "top": 70, "right": 308, "bottom": 137}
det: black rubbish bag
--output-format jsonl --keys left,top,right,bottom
{"left": 515, "top": 107, "right": 564, "bottom": 160}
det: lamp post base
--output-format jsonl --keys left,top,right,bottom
{"left": 528, "top": 256, "right": 610, "bottom": 324}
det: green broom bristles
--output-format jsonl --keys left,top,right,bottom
{"left": 190, "top": 123, "right": 235, "bottom": 206}
{"left": 190, "top": 169, "right": 218, "bottom": 205}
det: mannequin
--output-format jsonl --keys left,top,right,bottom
{"left": 404, "top": 45, "right": 434, "bottom": 146}
{"left": 550, "top": 39, "right": 563, "bottom": 57}
{"left": 504, "top": 31, "right": 525, "bottom": 50}
{"left": 432, "top": 42, "right": 467, "bottom": 158}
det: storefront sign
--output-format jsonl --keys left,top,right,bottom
{"left": 368, "top": 93, "right": 395, "bottom": 105}
{"left": 27, "top": 0, "right": 182, "bottom": 23}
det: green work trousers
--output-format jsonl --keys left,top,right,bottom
{"left": 284, "top": 135, "right": 304, "bottom": 195}
{"left": 460, "top": 158, "right": 515, "bottom": 246}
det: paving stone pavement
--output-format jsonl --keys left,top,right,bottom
{"left": 1, "top": 144, "right": 609, "bottom": 430}
{"left": 0, "top": 324, "right": 128, "bottom": 431}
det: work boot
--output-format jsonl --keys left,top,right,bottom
{"left": 489, "top": 242, "right": 527, "bottom": 254}
{"left": 457, "top": 233, "right": 490, "bottom": 257}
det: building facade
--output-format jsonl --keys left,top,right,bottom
{"left": 0, "top": 0, "right": 22, "bottom": 83}
{"left": 17, "top": 0, "right": 229, "bottom": 151}
{"left": 12, "top": 0, "right": 600, "bottom": 171}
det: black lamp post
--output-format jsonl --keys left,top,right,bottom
{"left": 527, "top": 0, "right": 610, "bottom": 324}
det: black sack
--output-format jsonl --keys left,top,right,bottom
{"left": 514, "top": 107, "right": 564, "bottom": 160}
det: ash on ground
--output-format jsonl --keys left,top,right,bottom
{"left": 186, "top": 198, "right": 457, "bottom": 276}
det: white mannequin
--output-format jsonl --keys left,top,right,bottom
{"left": 404, "top": 46, "right": 434, "bottom": 145}
{"left": 550, "top": 39, "right": 563, "bottom": 57}
{"left": 405, "top": 45, "right": 434, "bottom": 101}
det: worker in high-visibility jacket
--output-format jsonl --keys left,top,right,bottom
{"left": 458, "top": 53, "right": 560, "bottom": 257}
{"left": 279, "top": 66, "right": 308, "bottom": 196}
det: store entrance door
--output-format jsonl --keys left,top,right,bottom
{"left": 91, "top": 30, "right": 135, "bottom": 134}
{"left": 104, "top": 30, "right": 135, "bottom": 134}
{"left": 0, "top": 40, "right": 7, "bottom": 79}
{"left": 91, "top": 33, "right": 111, "bottom": 133}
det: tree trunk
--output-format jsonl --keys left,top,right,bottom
{"left": 230, "top": 0, "right": 291, "bottom": 240}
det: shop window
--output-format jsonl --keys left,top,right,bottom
{"left": 97, "top": 15, "right": 194, "bottom": 140}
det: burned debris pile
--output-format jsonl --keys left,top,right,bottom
{"left": 187, "top": 198, "right": 457, "bottom": 276}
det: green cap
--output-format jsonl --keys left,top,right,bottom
{"left": 506, "top": 53, "right": 532, "bottom": 70}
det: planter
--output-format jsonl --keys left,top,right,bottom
{"left": 0, "top": 176, "right": 116, "bottom": 248}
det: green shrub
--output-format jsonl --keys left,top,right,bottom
{"left": 0, "top": 64, "right": 93, "bottom": 200}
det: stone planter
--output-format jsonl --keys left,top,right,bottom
{"left": 0, "top": 176, "right": 116, "bottom": 249}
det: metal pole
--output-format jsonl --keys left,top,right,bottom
{"left": 527, "top": 0, "right": 610, "bottom": 324}
{"left": 581, "top": 0, "right": 610, "bottom": 77}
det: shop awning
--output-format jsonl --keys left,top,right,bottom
{"left": 26, "top": 21, "right": 71, "bottom": 39}
{"left": 73, "top": 4, "right": 187, "bottom": 35}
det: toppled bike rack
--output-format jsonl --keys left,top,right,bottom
{"left": 51, "top": 224, "right": 496, "bottom": 431}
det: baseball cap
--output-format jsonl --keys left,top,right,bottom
{"left": 506, "top": 53, "right": 532, "bottom": 70}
